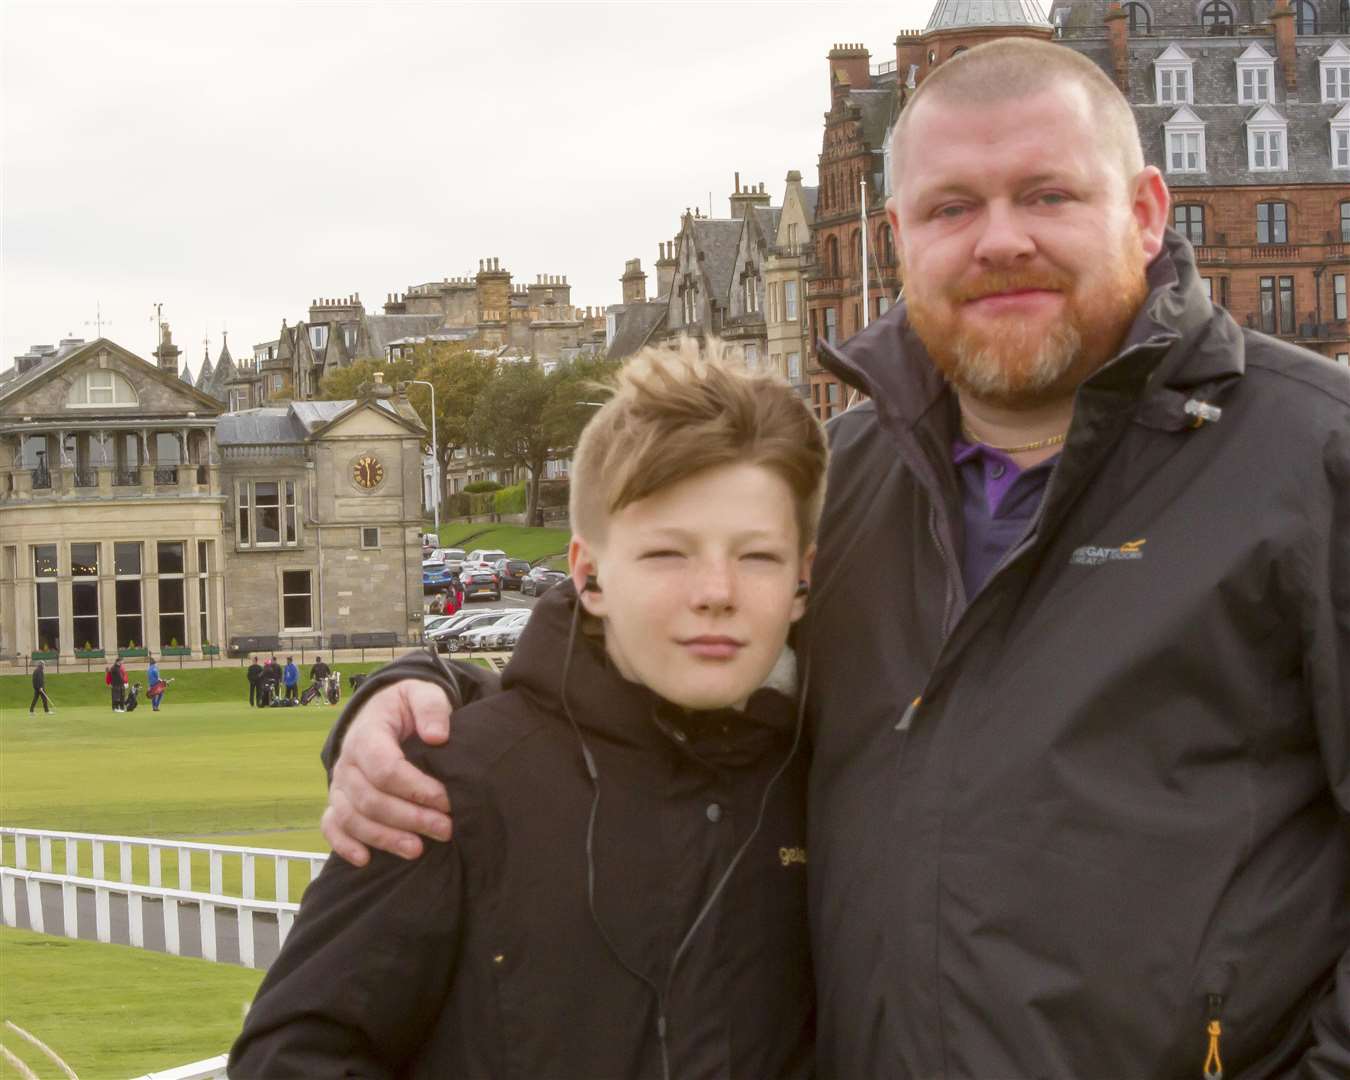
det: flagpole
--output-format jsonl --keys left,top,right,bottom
{"left": 860, "top": 175, "right": 870, "bottom": 329}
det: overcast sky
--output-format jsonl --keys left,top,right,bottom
{"left": 2, "top": 0, "right": 951, "bottom": 377}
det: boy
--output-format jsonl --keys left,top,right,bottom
{"left": 230, "top": 341, "right": 826, "bottom": 1077}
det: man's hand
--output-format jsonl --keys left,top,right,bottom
{"left": 321, "top": 679, "right": 454, "bottom": 867}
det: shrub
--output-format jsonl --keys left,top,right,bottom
{"left": 463, "top": 481, "right": 503, "bottom": 495}
{"left": 493, "top": 483, "right": 526, "bottom": 515}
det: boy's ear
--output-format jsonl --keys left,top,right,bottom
{"left": 568, "top": 536, "right": 607, "bottom": 617}
{"left": 791, "top": 545, "right": 816, "bottom": 624}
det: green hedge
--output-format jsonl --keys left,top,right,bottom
{"left": 493, "top": 483, "right": 526, "bottom": 515}
{"left": 463, "top": 480, "right": 503, "bottom": 494}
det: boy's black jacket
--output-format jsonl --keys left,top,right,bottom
{"left": 231, "top": 582, "right": 815, "bottom": 1079}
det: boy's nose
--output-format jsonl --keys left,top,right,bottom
{"left": 692, "top": 561, "right": 735, "bottom": 611}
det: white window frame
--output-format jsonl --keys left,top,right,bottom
{"left": 1334, "top": 274, "right": 1348, "bottom": 321}
{"left": 1331, "top": 104, "right": 1350, "bottom": 169}
{"left": 1155, "top": 46, "right": 1194, "bottom": 106}
{"left": 784, "top": 280, "right": 799, "bottom": 321}
{"left": 67, "top": 370, "right": 138, "bottom": 408}
{"left": 787, "top": 352, "right": 801, "bottom": 383}
{"left": 1320, "top": 42, "right": 1350, "bottom": 103}
{"left": 309, "top": 325, "right": 328, "bottom": 350}
{"left": 1236, "top": 45, "right": 1275, "bottom": 105}
{"left": 228, "top": 388, "right": 248, "bottom": 412}
{"left": 1164, "top": 107, "right": 1207, "bottom": 174}
{"left": 1246, "top": 108, "right": 1288, "bottom": 171}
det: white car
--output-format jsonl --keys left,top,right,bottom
{"left": 466, "top": 548, "right": 507, "bottom": 568}
{"left": 429, "top": 608, "right": 529, "bottom": 652}
{"left": 424, "top": 547, "right": 466, "bottom": 571}
{"left": 460, "top": 611, "right": 531, "bottom": 650}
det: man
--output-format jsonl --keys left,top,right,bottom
{"left": 108, "top": 658, "right": 127, "bottom": 713}
{"left": 318, "top": 40, "right": 1349, "bottom": 1078}
{"left": 146, "top": 656, "right": 165, "bottom": 711}
{"left": 246, "top": 655, "right": 263, "bottom": 708}
{"left": 29, "top": 661, "right": 53, "bottom": 714}
{"left": 283, "top": 657, "right": 300, "bottom": 703}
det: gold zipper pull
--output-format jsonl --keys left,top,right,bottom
{"left": 1202, "top": 994, "right": 1224, "bottom": 1079}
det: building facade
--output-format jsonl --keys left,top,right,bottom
{"left": 763, "top": 170, "right": 819, "bottom": 394}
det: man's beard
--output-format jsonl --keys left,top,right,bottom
{"left": 905, "top": 243, "right": 1150, "bottom": 409}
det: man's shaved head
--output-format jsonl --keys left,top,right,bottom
{"left": 891, "top": 38, "right": 1144, "bottom": 189}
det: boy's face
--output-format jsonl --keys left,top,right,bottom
{"left": 571, "top": 463, "right": 812, "bottom": 712}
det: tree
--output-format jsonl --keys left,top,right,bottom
{"left": 408, "top": 344, "right": 497, "bottom": 466}
{"left": 468, "top": 355, "right": 620, "bottom": 525}
{"left": 316, "top": 358, "right": 416, "bottom": 401}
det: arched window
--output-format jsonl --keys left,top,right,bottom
{"left": 1123, "top": 1, "right": 1151, "bottom": 31}
{"left": 1295, "top": 0, "right": 1317, "bottom": 33}
{"left": 1200, "top": 0, "right": 1233, "bottom": 31}
{"left": 67, "top": 369, "right": 138, "bottom": 407}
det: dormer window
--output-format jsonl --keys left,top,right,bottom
{"left": 1155, "top": 45, "right": 1194, "bottom": 105}
{"left": 1246, "top": 106, "right": 1288, "bottom": 171}
{"left": 1236, "top": 44, "right": 1275, "bottom": 104}
{"left": 1164, "top": 107, "right": 1206, "bottom": 173}
{"left": 1332, "top": 103, "right": 1350, "bottom": 169}
{"left": 309, "top": 325, "right": 328, "bottom": 350}
{"left": 1321, "top": 42, "right": 1350, "bottom": 103}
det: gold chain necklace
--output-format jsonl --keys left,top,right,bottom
{"left": 960, "top": 421, "right": 1068, "bottom": 455}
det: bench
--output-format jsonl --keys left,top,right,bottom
{"left": 349, "top": 632, "right": 398, "bottom": 649}
{"left": 228, "top": 635, "right": 282, "bottom": 657}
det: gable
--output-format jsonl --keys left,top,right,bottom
{"left": 1322, "top": 41, "right": 1350, "bottom": 61}
{"left": 0, "top": 339, "right": 222, "bottom": 419}
{"left": 318, "top": 403, "right": 418, "bottom": 440}
{"left": 1246, "top": 104, "right": 1286, "bottom": 125}
{"left": 1237, "top": 43, "right": 1273, "bottom": 63}
{"left": 1166, "top": 105, "right": 1204, "bottom": 125}
{"left": 1155, "top": 44, "right": 1191, "bottom": 64}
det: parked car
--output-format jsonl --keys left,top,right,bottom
{"left": 493, "top": 558, "right": 532, "bottom": 590}
{"left": 429, "top": 608, "right": 529, "bottom": 653}
{"left": 424, "top": 547, "right": 466, "bottom": 570}
{"left": 489, "top": 613, "right": 533, "bottom": 651}
{"left": 421, "top": 532, "right": 439, "bottom": 558}
{"left": 521, "top": 567, "right": 568, "bottom": 597}
{"left": 459, "top": 567, "right": 501, "bottom": 602}
{"left": 466, "top": 548, "right": 508, "bottom": 570}
{"left": 460, "top": 611, "right": 531, "bottom": 650}
{"left": 423, "top": 613, "right": 460, "bottom": 634}
{"left": 422, "top": 562, "right": 458, "bottom": 593}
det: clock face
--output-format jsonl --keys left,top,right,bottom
{"left": 353, "top": 454, "right": 384, "bottom": 489}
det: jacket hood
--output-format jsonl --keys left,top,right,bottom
{"left": 503, "top": 580, "right": 799, "bottom": 770}
{"left": 819, "top": 228, "right": 1245, "bottom": 438}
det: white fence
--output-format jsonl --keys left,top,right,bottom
{"left": 0, "top": 827, "right": 327, "bottom": 969}
{"left": 134, "top": 1054, "right": 229, "bottom": 1080}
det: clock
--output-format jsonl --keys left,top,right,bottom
{"left": 352, "top": 454, "right": 385, "bottom": 489}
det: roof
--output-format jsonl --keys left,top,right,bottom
{"left": 925, "top": 0, "right": 1050, "bottom": 31}
{"left": 195, "top": 356, "right": 214, "bottom": 390}
{"left": 607, "top": 302, "right": 667, "bottom": 362}
{"left": 201, "top": 349, "right": 239, "bottom": 402}
{"left": 849, "top": 88, "right": 898, "bottom": 150}
{"left": 216, "top": 408, "right": 307, "bottom": 445}
{"left": 0, "top": 339, "right": 90, "bottom": 397}
{"left": 801, "top": 185, "right": 820, "bottom": 220}
{"left": 751, "top": 205, "right": 782, "bottom": 243}
{"left": 363, "top": 314, "right": 448, "bottom": 360}
{"left": 690, "top": 218, "right": 743, "bottom": 306}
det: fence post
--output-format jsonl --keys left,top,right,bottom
{"left": 92, "top": 841, "right": 104, "bottom": 880}
{"left": 39, "top": 837, "right": 52, "bottom": 873}
{"left": 1, "top": 874, "right": 15, "bottom": 927}
{"left": 239, "top": 907, "right": 255, "bottom": 969}
{"left": 199, "top": 901, "right": 217, "bottom": 962}
{"left": 64, "top": 839, "right": 78, "bottom": 877}
{"left": 62, "top": 881, "right": 78, "bottom": 938}
{"left": 149, "top": 846, "right": 162, "bottom": 888}
{"left": 274, "top": 858, "right": 288, "bottom": 904}
{"left": 25, "top": 878, "right": 44, "bottom": 933}
{"left": 209, "top": 851, "right": 223, "bottom": 896}
{"left": 120, "top": 842, "right": 133, "bottom": 883}
{"left": 15, "top": 834, "right": 26, "bottom": 870}
{"left": 242, "top": 854, "right": 255, "bottom": 900}
{"left": 95, "top": 886, "right": 111, "bottom": 943}
{"left": 163, "top": 896, "right": 179, "bottom": 955}
{"left": 178, "top": 847, "right": 192, "bottom": 892}
{"left": 129, "top": 892, "right": 144, "bottom": 947}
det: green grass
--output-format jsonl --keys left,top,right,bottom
{"left": 436, "top": 522, "right": 570, "bottom": 564}
{"left": 0, "top": 927, "right": 262, "bottom": 1079}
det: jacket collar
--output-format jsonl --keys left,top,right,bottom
{"left": 818, "top": 228, "right": 1245, "bottom": 443}
{"left": 503, "top": 581, "right": 798, "bottom": 771}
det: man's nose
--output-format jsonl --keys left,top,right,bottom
{"left": 972, "top": 200, "right": 1036, "bottom": 266}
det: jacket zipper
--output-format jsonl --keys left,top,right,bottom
{"left": 1202, "top": 993, "right": 1224, "bottom": 1079}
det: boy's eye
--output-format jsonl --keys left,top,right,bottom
{"left": 741, "top": 551, "right": 784, "bottom": 563}
{"left": 640, "top": 549, "right": 684, "bottom": 560}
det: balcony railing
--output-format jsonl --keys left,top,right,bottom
{"left": 154, "top": 467, "right": 178, "bottom": 486}
{"left": 31, "top": 466, "right": 51, "bottom": 490}
{"left": 73, "top": 467, "right": 97, "bottom": 488}
{"left": 114, "top": 468, "right": 139, "bottom": 487}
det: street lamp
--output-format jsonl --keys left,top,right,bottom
{"left": 406, "top": 380, "right": 439, "bottom": 533}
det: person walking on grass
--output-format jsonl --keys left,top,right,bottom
{"left": 109, "top": 658, "right": 127, "bottom": 713}
{"left": 29, "top": 661, "right": 53, "bottom": 714}
{"left": 147, "top": 656, "right": 165, "bottom": 712}
{"left": 284, "top": 657, "right": 300, "bottom": 703}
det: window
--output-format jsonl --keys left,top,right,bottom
{"left": 236, "top": 480, "right": 299, "bottom": 549}
{"left": 1199, "top": 1, "right": 1233, "bottom": 30}
{"left": 1173, "top": 204, "right": 1206, "bottom": 244}
{"left": 158, "top": 541, "right": 186, "bottom": 648}
{"left": 33, "top": 545, "right": 59, "bottom": 653}
{"left": 71, "top": 542, "right": 100, "bottom": 651}
{"left": 114, "top": 541, "right": 143, "bottom": 649}
{"left": 344, "top": 327, "right": 357, "bottom": 350}
{"left": 67, "top": 370, "right": 137, "bottom": 407}
{"left": 825, "top": 307, "right": 838, "bottom": 345}
{"left": 1337, "top": 354, "right": 1349, "bottom": 367}
{"left": 744, "top": 275, "right": 759, "bottom": 314}
{"left": 1335, "top": 274, "right": 1348, "bottom": 321}
{"left": 1257, "top": 202, "right": 1288, "bottom": 244}
{"left": 228, "top": 388, "right": 248, "bottom": 412}
{"left": 1295, "top": 0, "right": 1317, "bottom": 34}
{"left": 787, "top": 352, "right": 801, "bottom": 383}
{"left": 1236, "top": 45, "right": 1275, "bottom": 104}
{"left": 1155, "top": 46, "right": 1194, "bottom": 104}
{"left": 271, "top": 374, "right": 283, "bottom": 394}
{"left": 361, "top": 527, "right": 380, "bottom": 550}
{"left": 1333, "top": 104, "right": 1350, "bottom": 168}
{"left": 1124, "top": 1, "right": 1149, "bottom": 31}
{"left": 197, "top": 540, "right": 210, "bottom": 646}
{"left": 1322, "top": 42, "right": 1350, "bottom": 102}
{"left": 281, "top": 570, "right": 313, "bottom": 631}
{"left": 784, "top": 281, "right": 799, "bottom": 321}
{"left": 1342, "top": 202, "right": 1350, "bottom": 242}
{"left": 1247, "top": 108, "right": 1288, "bottom": 171}
{"left": 1201, "top": 277, "right": 1213, "bottom": 300}
{"left": 309, "top": 325, "right": 328, "bottom": 350}
{"left": 744, "top": 344, "right": 759, "bottom": 368}
{"left": 878, "top": 295, "right": 892, "bottom": 317}
{"left": 1259, "top": 276, "right": 1295, "bottom": 334}
{"left": 1164, "top": 107, "right": 1205, "bottom": 173}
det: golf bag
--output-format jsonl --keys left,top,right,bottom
{"left": 300, "top": 683, "right": 321, "bottom": 705}
{"left": 326, "top": 671, "right": 341, "bottom": 705}
{"left": 124, "top": 683, "right": 142, "bottom": 713}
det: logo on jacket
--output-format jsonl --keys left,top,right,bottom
{"left": 779, "top": 846, "right": 807, "bottom": 868}
{"left": 1070, "top": 538, "right": 1147, "bottom": 567}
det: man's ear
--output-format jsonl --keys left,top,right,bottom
{"left": 568, "top": 536, "right": 607, "bottom": 617}
{"left": 1130, "top": 165, "right": 1170, "bottom": 261}
{"left": 791, "top": 545, "right": 816, "bottom": 624}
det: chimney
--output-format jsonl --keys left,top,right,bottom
{"left": 894, "top": 30, "right": 924, "bottom": 87}
{"left": 828, "top": 43, "right": 871, "bottom": 101}
{"left": 1105, "top": 3, "right": 1129, "bottom": 92}
{"left": 621, "top": 258, "right": 648, "bottom": 304}
{"left": 729, "top": 175, "right": 772, "bottom": 219}
{"left": 656, "top": 240, "right": 678, "bottom": 299}
{"left": 1269, "top": 0, "right": 1297, "bottom": 94}
{"left": 153, "top": 321, "right": 182, "bottom": 375}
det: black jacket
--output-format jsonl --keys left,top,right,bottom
{"left": 31, "top": 667, "right": 44, "bottom": 690}
{"left": 232, "top": 583, "right": 814, "bottom": 1079}
{"left": 246, "top": 663, "right": 262, "bottom": 685}
{"left": 804, "top": 231, "right": 1350, "bottom": 1078}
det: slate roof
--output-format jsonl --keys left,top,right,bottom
{"left": 751, "top": 206, "right": 782, "bottom": 243}
{"left": 201, "top": 350, "right": 238, "bottom": 402}
{"left": 607, "top": 302, "right": 668, "bottom": 362}
{"left": 691, "top": 218, "right": 744, "bottom": 306}
{"left": 364, "top": 314, "right": 448, "bottom": 360}
{"left": 195, "top": 356, "right": 214, "bottom": 390}
{"left": 926, "top": 0, "right": 1050, "bottom": 31}
{"left": 0, "top": 339, "right": 89, "bottom": 398}
{"left": 216, "top": 408, "right": 307, "bottom": 445}
{"left": 849, "top": 88, "right": 899, "bottom": 150}
{"left": 801, "top": 186, "right": 820, "bottom": 221}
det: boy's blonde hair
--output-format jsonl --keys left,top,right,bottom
{"left": 570, "top": 338, "right": 828, "bottom": 551}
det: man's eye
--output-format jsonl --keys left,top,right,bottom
{"left": 1036, "top": 192, "right": 1069, "bottom": 206}
{"left": 934, "top": 204, "right": 966, "bottom": 219}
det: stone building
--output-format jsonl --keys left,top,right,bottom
{"left": 665, "top": 209, "right": 745, "bottom": 338}
{"left": 1050, "top": 0, "right": 1350, "bottom": 362}
{"left": 0, "top": 334, "right": 427, "bottom": 662}
{"left": 763, "top": 171, "right": 819, "bottom": 394}
{"left": 723, "top": 175, "right": 780, "bottom": 368}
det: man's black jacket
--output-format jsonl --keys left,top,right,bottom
{"left": 31, "top": 667, "right": 44, "bottom": 690}
{"left": 232, "top": 583, "right": 814, "bottom": 1079}
{"left": 804, "top": 230, "right": 1350, "bottom": 1078}
{"left": 246, "top": 663, "right": 262, "bottom": 685}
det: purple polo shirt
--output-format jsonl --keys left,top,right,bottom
{"left": 952, "top": 438, "right": 1059, "bottom": 597}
